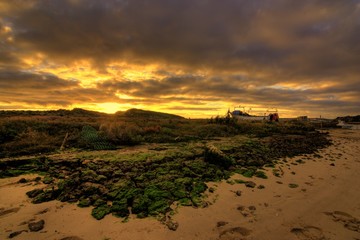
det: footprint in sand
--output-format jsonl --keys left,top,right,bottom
{"left": 0, "top": 207, "right": 20, "bottom": 217}
{"left": 290, "top": 225, "right": 327, "bottom": 240}
{"left": 217, "top": 226, "right": 252, "bottom": 240}
{"left": 324, "top": 211, "right": 360, "bottom": 233}
{"left": 237, "top": 205, "right": 256, "bottom": 218}
{"left": 60, "top": 236, "right": 84, "bottom": 240}
{"left": 217, "top": 221, "right": 229, "bottom": 228}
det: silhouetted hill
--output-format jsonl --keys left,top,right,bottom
{"left": 0, "top": 108, "right": 184, "bottom": 119}
{"left": 66, "top": 108, "right": 108, "bottom": 117}
{"left": 118, "top": 108, "right": 184, "bottom": 119}
{"left": 0, "top": 108, "right": 108, "bottom": 118}
{"left": 336, "top": 115, "right": 360, "bottom": 123}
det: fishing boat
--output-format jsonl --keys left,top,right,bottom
{"left": 337, "top": 120, "right": 360, "bottom": 130}
{"left": 229, "top": 106, "right": 279, "bottom": 121}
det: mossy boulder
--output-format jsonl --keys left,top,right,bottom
{"left": 42, "top": 175, "right": 53, "bottom": 184}
{"left": 26, "top": 189, "right": 44, "bottom": 198}
{"left": 148, "top": 199, "right": 171, "bottom": 216}
{"left": 97, "top": 167, "right": 114, "bottom": 177}
{"left": 110, "top": 188, "right": 143, "bottom": 209}
{"left": 78, "top": 198, "right": 91, "bottom": 207}
{"left": 80, "top": 183, "right": 99, "bottom": 196}
{"left": 81, "top": 169, "right": 97, "bottom": 182}
{"left": 241, "top": 169, "right": 255, "bottom": 178}
{"left": 32, "top": 191, "right": 56, "bottom": 204}
{"left": 144, "top": 185, "right": 172, "bottom": 201}
{"left": 132, "top": 195, "right": 150, "bottom": 216}
{"left": 95, "top": 175, "right": 107, "bottom": 183}
{"left": 111, "top": 199, "right": 129, "bottom": 217}
{"left": 93, "top": 198, "right": 107, "bottom": 207}
{"left": 254, "top": 170, "right": 268, "bottom": 179}
{"left": 58, "top": 178, "right": 79, "bottom": 191}
{"left": 171, "top": 188, "right": 188, "bottom": 199}
{"left": 91, "top": 204, "right": 111, "bottom": 220}
{"left": 190, "top": 195, "right": 203, "bottom": 207}
{"left": 178, "top": 198, "right": 192, "bottom": 206}
{"left": 191, "top": 181, "right": 208, "bottom": 194}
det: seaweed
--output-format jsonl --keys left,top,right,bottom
{"left": 92, "top": 204, "right": 111, "bottom": 220}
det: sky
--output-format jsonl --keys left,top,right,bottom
{"left": 0, "top": 0, "right": 359, "bottom": 118}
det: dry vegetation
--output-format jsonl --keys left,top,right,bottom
{"left": 0, "top": 108, "right": 333, "bottom": 158}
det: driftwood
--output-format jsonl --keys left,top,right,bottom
{"left": 60, "top": 132, "right": 69, "bottom": 151}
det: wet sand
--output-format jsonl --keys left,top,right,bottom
{"left": 1, "top": 129, "right": 359, "bottom": 240}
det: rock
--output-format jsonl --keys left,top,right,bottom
{"left": 34, "top": 177, "right": 42, "bottom": 182}
{"left": 26, "top": 189, "right": 44, "bottom": 198}
{"left": 257, "top": 185, "right": 265, "bottom": 189}
{"left": 235, "top": 190, "right": 242, "bottom": 196}
{"left": 248, "top": 206, "right": 256, "bottom": 211}
{"left": 91, "top": 205, "right": 111, "bottom": 220}
{"left": 18, "top": 178, "right": 27, "bottom": 183}
{"left": 111, "top": 200, "right": 129, "bottom": 218}
{"left": 68, "top": 198, "right": 78, "bottom": 203}
{"left": 93, "top": 198, "right": 107, "bottom": 207}
{"left": 204, "top": 144, "right": 234, "bottom": 169}
{"left": 77, "top": 198, "right": 91, "bottom": 208}
{"left": 330, "top": 163, "right": 335, "bottom": 166}
{"left": 28, "top": 220, "right": 45, "bottom": 232}
{"left": 245, "top": 181, "right": 256, "bottom": 188}
{"left": 42, "top": 176, "right": 53, "bottom": 184}
{"left": 95, "top": 175, "right": 107, "bottom": 183}
{"left": 8, "top": 230, "right": 27, "bottom": 238}
{"left": 82, "top": 160, "right": 91, "bottom": 165}
{"left": 288, "top": 183, "right": 299, "bottom": 188}
{"left": 166, "top": 220, "right": 179, "bottom": 231}
{"left": 237, "top": 205, "right": 246, "bottom": 211}
{"left": 89, "top": 194, "right": 101, "bottom": 203}
{"left": 98, "top": 167, "right": 113, "bottom": 177}
{"left": 217, "top": 221, "right": 229, "bottom": 227}
{"left": 32, "top": 191, "right": 56, "bottom": 204}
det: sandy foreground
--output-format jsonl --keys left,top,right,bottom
{"left": 1, "top": 129, "right": 360, "bottom": 240}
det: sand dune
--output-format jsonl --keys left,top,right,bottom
{"left": 1, "top": 129, "right": 359, "bottom": 240}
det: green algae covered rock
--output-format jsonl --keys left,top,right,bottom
{"left": 92, "top": 204, "right": 111, "bottom": 220}
{"left": 111, "top": 199, "right": 129, "bottom": 218}
{"left": 204, "top": 144, "right": 234, "bottom": 169}
{"left": 77, "top": 198, "right": 91, "bottom": 208}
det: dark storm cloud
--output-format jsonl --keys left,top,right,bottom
{"left": 100, "top": 75, "right": 203, "bottom": 97}
{"left": 0, "top": 70, "right": 78, "bottom": 89}
{"left": 0, "top": 0, "right": 359, "bottom": 116}
{"left": 3, "top": 0, "right": 360, "bottom": 70}
{"left": 0, "top": 70, "right": 118, "bottom": 106}
{"left": 100, "top": 75, "right": 249, "bottom": 99}
{"left": 3, "top": 0, "right": 357, "bottom": 72}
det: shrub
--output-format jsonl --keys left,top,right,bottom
{"left": 99, "top": 122, "right": 143, "bottom": 145}
{"left": 79, "top": 125, "right": 114, "bottom": 150}
{"left": 1, "top": 128, "right": 58, "bottom": 156}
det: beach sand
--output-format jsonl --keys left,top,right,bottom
{"left": 1, "top": 129, "right": 359, "bottom": 240}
